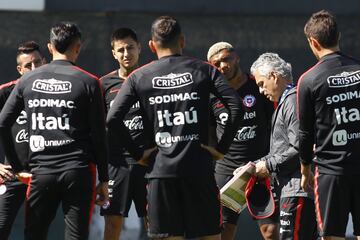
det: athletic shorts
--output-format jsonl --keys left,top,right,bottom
{"left": 279, "top": 197, "right": 318, "bottom": 240}
{"left": 314, "top": 168, "right": 360, "bottom": 237}
{"left": 100, "top": 164, "right": 147, "bottom": 217}
{"left": 214, "top": 172, "right": 279, "bottom": 225}
{"left": 147, "top": 176, "right": 221, "bottom": 239}
{"left": 0, "top": 181, "right": 27, "bottom": 239}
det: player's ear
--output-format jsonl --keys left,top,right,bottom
{"left": 309, "top": 37, "right": 322, "bottom": 51}
{"left": 47, "top": 43, "right": 53, "bottom": 55}
{"left": 148, "top": 40, "right": 156, "bottom": 54}
{"left": 179, "top": 34, "right": 185, "bottom": 49}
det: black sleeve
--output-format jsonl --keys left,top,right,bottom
{"left": 297, "top": 77, "right": 315, "bottom": 165}
{"left": 264, "top": 95, "right": 300, "bottom": 176}
{"left": 209, "top": 67, "right": 242, "bottom": 154}
{"left": 0, "top": 83, "right": 25, "bottom": 172}
{"left": 89, "top": 80, "right": 109, "bottom": 182}
{"left": 0, "top": 86, "right": 12, "bottom": 110}
{"left": 106, "top": 77, "right": 143, "bottom": 161}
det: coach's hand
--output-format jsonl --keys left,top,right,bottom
{"left": 201, "top": 144, "right": 224, "bottom": 161}
{"left": 138, "top": 147, "right": 157, "bottom": 166}
{"left": 300, "top": 163, "right": 313, "bottom": 193}
{"left": 95, "top": 181, "right": 109, "bottom": 206}
{"left": 255, "top": 160, "right": 270, "bottom": 179}
{"left": 0, "top": 163, "right": 14, "bottom": 182}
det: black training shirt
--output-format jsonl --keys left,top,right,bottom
{"left": 0, "top": 60, "right": 108, "bottom": 181}
{"left": 107, "top": 55, "right": 242, "bottom": 178}
{"left": 0, "top": 80, "right": 29, "bottom": 169}
{"left": 297, "top": 52, "right": 360, "bottom": 175}
{"left": 211, "top": 76, "right": 273, "bottom": 175}
{"left": 100, "top": 70, "right": 149, "bottom": 166}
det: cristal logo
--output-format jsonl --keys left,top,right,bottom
{"left": 15, "top": 129, "right": 28, "bottom": 143}
{"left": 32, "top": 78, "right": 72, "bottom": 94}
{"left": 332, "top": 129, "right": 347, "bottom": 146}
{"left": 152, "top": 73, "right": 193, "bottom": 89}
{"left": 30, "top": 135, "right": 45, "bottom": 152}
{"left": 327, "top": 70, "right": 360, "bottom": 88}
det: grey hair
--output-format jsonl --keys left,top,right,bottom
{"left": 250, "top": 53, "right": 293, "bottom": 81}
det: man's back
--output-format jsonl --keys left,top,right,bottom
{"left": 1, "top": 60, "right": 107, "bottom": 176}
{"left": 298, "top": 52, "right": 360, "bottom": 175}
{"left": 108, "top": 54, "right": 241, "bottom": 178}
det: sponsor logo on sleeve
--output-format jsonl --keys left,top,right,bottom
{"left": 152, "top": 73, "right": 193, "bottom": 89}
{"left": 243, "top": 95, "right": 256, "bottom": 108}
{"left": 32, "top": 78, "right": 72, "bottom": 94}
{"left": 327, "top": 70, "right": 360, "bottom": 88}
{"left": 15, "top": 129, "right": 28, "bottom": 143}
{"left": 16, "top": 110, "right": 27, "bottom": 125}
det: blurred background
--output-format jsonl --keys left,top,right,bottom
{"left": 0, "top": 0, "right": 359, "bottom": 239}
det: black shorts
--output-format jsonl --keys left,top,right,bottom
{"left": 214, "top": 172, "right": 279, "bottom": 225}
{"left": 0, "top": 181, "right": 27, "bottom": 239}
{"left": 25, "top": 167, "right": 95, "bottom": 240}
{"left": 279, "top": 197, "right": 318, "bottom": 240}
{"left": 100, "top": 164, "right": 147, "bottom": 217}
{"left": 314, "top": 168, "right": 360, "bottom": 237}
{"left": 147, "top": 176, "right": 221, "bottom": 239}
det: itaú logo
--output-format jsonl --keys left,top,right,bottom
{"left": 152, "top": 72, "right": 193, "bottom": 89}
{"left": 32, "top": 78, "right": 72, "bottom": 94}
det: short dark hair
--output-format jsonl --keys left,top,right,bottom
{"left": 151, "top": 16, "right": 181, "bottom": 48}
{"left": 111, "top": 28, "right": 138, "bottom": 49}
{"left": 16, "top": 41, "right": 42, "bottom": 64}
{"left": 304, "top": 10, "right": 339, "bottom": 48}
{"left": 50, "top": 22, "right": 81, "bottom": 54}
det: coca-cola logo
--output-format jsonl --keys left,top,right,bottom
{"left": 15, "top": 129, "right": 28, "bottom": 143}
{"left": 234, "top": 125, "right": 257, "bottom": 142}
{"left": 123, "top": 116, "right": 143, "bottom": 130}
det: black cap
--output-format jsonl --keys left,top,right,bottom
{"left": 245, "top": 176, "right": 275, "bottom": 219}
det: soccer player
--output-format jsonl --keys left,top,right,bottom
{"left": 0, "top": 41, "right": 45, "bottom": 240}
{"left": 250, "top": 53, "right": 318, "bottom": 240}
{"left": 207, "top": 42, "right": 277, "bottom": 240}
{"left": 298, "top": 10, "right": 360, "bottom": 240}
{"left": 107, "top": 16, "right": 242, "bottom": 240}
{"left": 0, "top": 22, "right": 109, "bottom": 240}
{"left": 100, "top": 27, "right": 148, "bottom": 240}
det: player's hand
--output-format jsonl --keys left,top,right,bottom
{"left": 0, "top": 164, "right": 15, "bottom": 182}
{"left": 138, "top": 147, "right": 157, "bottom": 166}
{"left": 95, "top": 181, "right": 109, "bottom": 207}
{"left": 16, "top": 172, "right": 32, "bottom": 185}
{"left": 300, "top": 163, "right": 313, "bottom": 193}
{"left": 255, "top": 160, "right": 270, "bottom": 179}
{"left": 201, "top": 144, "right": 224, "bottom": 161}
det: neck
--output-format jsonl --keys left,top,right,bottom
{"left": 52, "top": 52, "right": 77, "bottom": 63}
{"left": 317, "top": 46, "right": 340, "bottom": 59}
{"left": 156, "top": 48, "right": 182, "bottom": 59}
{"left": 118, "top": 65, "right": 137, "bottom": 78}
{"left": 228, "top": 69, "right": 247, "bottom": 90}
